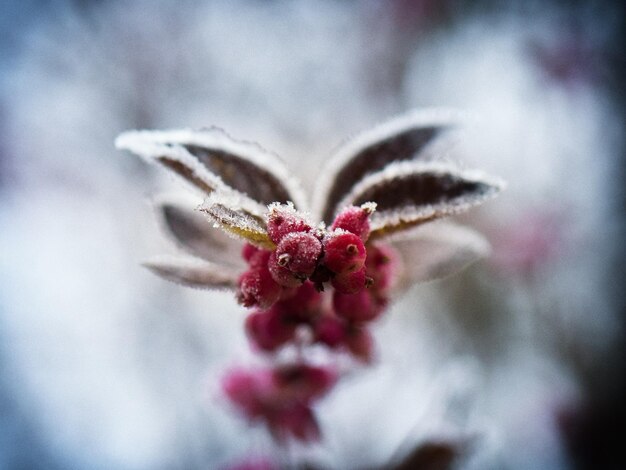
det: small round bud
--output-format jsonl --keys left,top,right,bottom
{"left": 331, "top": 205, "right": 373, "bottom": 242}
{"left": 221, "top": 368, "right": 268, "bottom": 419}
{"left": 333, "top": 289, "right": 385, "bottom": 323}
{"left": 323, "top": 231, "right": 366, "bottom": 274}
{"left": 331, "top": 267, "right": 367, "bottom": 294}
{"left": 365, "top": 243, "right": 399, "bottom": 294}
{"left": 266, "top": 204, "right": 311, "bottom": 243}
{"left": 241, "top": 243, "right": 260, "bottom": 263}
{"left": 276, "top": 282, "right": 323, "bottom": 321}
{"left": 245, "top": 308, "right": 296, "bottom": 352}
{"left": 247, "top": 248, "right": 272, "bottom": 270}
{"left": 238, "top": 260, "right": 282, "bottom": 309}
{"left": 268, "top": 252, "right": 304, "bottom": 288}
{"left": 314, "top": 315, "right": 347, "bottom": 348}
{"left": 270, "top": 403, "right": 320, "bottom": 443}
{"left": 271, "top": 364, "right": 337, "bottom": 403}
{"left": 275, "top": 232, "right": 322, "bottom": 277}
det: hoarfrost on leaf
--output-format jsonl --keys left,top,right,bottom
{"left": 116, "top": 128, "right": 307, "bottom": 208}
{"left": 154, "top": 194, "right": 246, "bottom": 268}
{"left": 314, "top": 108, "right": 467, "bottom": 223}
{"left": 338, "top": 160, "right": 504, "bottom": 239}
{"left": 200, "top": 190, "right": 274, "bottom": 249}
{"left": 115, "top": 130, "right": 226, "bottom": 195}
{"left": 142, "top": 255, "right": 240, "bottom": 290}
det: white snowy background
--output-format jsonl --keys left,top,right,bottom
{"left": 0, "top": 1, "right": 624, "bottom": 469}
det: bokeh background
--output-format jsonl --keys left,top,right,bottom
{"left": 1, "top": 1, "right": 625, "bottom": 468}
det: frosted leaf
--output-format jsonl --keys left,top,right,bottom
{"left": 142, "top": 256, "right": 239, "bottom": 290}
{"left": 200, "top": 190, "right": 274, "bottom": 249}
{"left": 115, "top": 131, "right": 225, "bottom": 195}
{"left": 154, "top": 195, "right": 245, "bottom": 268}
{"left": 335, "top": 160, "right": 504, "bottom": 239}
{"left": 314, "top": 108, "right": 465, "bottom": 223}
{"left": 116, "top": 127, "right": 307, "bottom": 208}
{"left": 391, "top": 222, "right": 491, "bottom": 292}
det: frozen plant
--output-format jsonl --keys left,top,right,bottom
{"left": 116, "top": 108, "right": 503, "bottom": 445}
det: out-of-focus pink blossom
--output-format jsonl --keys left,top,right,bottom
{"left": 333, "top": 289, "right": 386, "bottom": 323}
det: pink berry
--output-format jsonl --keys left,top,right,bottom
{"left": 272, "top": 364, "right": 337, "bottom": 403}
{"left": 276, "top": 282, "right": 322, "bottom": 321}
{"left": 247, "top": 248, "right": 272, "bottom": 269}
{"left": 238, "top": 262, "right": 282, "bottom": 309}
{"left": 222, "top": 368, "right": 273, "bottom": 419}
{"left": 333, "top": 289, "right": 385, "bottom": 323}
{"left": 245, "top": 308, "right": 297, "bottom": 352}
{"left": 331, "top": 267, "right": 369, "bottom": 294}
{"left": 331, "top": 204, "right": 374, "bottom": 242}
{"left": 241, "top": 243, "right": 260, "bottom": 263}
{"left": 365, "top": 243, "right": 399, "bottom": 294}
{"left": 274, "top": 232, "right": 322, "bottom": 277}
{"left": 266, "top": 204, "right": 311, "bottom": 244}
{"left": 314, "top": 315, "right": 347, "bottom": 348}
{"left": 323, "top": 231, "right": 367, "bottom": 274}
{"left": 269, "top": 403, "right": 320, "bottom": 443}
{"left": 268, "top": 253, "right": 303, "bottom": 288}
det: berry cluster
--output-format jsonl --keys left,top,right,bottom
{"left": 222, "top": 363, "right": 336, "bottom": 443}
{"left": 223, "top": 203, "right": 399, "bottom": 442}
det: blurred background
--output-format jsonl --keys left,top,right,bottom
{"left": 1, "top": 0, "right": 624, "bottom": 468}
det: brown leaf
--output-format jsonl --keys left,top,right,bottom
{"left": 315, "top": 109, "right": 464, "bottom": 224}
{"left": 116, "top": 128, "right": 306, "bottom": 208}
{"left": 336, "top": 161, "right": 503, "bottom": 239}
{"left": 155, "top": 196, "right": 245, "bottom": 268}
{"left": 116, "top": 132, "right": 224, "bottom": 195}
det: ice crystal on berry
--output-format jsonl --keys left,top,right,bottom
{"left": 116, "top": 108, "right": 504, "bottom": 444}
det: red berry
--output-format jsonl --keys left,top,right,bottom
{"left": 247, "top": 248, "right": 272, "bottom": 269}
{"left": 238, "top": 262, "right": 282, "bottom": 309}
{"left": 245, "top": 308, "right": 297, "bottom": 352}
{"left": 274, "top": 232, "right": 322, "bottom": 277}
{"left": 268, "top": 253, "right": 303, "bottom": 288}
{"left": 331, "top": 204, "right": 374, "bottom": 242}
{"left": 266, "top": 203, "right": 311, "bottom": 244}
{"left": 221, "top": 368, "right": 273, "bottom": 419}
{"left": 331, "top": 267, "right": 369, "bottom": 294}
{"left": 269, "top": 403, "right": 320, "bottom": 443}
{"left": 365, "top": 243, "right": 399, "bottom": 294}
{"left": 323, "top": 231, "right": 367, "bottom": 274}
{"left": 333, "top": 289, "right": 385, "bottom": 323}
{"left": 271, "top": 364, "right": 337, "bottom": 403}
{"left": 241, "top": 243, "right": 260, "bottom": 263}
{"left": 276, "top": 282, "right": 322, "bottom": 321}
{"left": 314, "top": 315, "right": 347, "bottom": 348}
